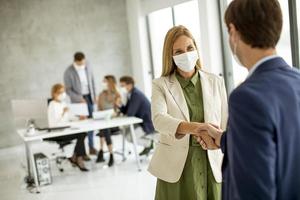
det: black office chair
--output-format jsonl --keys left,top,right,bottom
{"left": 46, "top": 98, "right": 73, "bottom": 172}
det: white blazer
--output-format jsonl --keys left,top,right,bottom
{"left": 148, "top": 70, "right": 228, "bottom": 183}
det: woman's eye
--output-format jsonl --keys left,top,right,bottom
{"left": 187, "top": 46, "right": 194, "bottom": 51}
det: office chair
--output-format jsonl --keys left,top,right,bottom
{"left": 52, "top": 140, "right": 72, "bottom": 172}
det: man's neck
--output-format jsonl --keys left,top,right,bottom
{"left": 243, "top": 48, "right": 277, "bottom": 71}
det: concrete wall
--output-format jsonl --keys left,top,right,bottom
{"left": 0, "top": 0, "right": 132, "bottom": 148}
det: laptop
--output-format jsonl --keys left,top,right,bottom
{"left": 92, "top": 109, "right": 114, "bottom": 120}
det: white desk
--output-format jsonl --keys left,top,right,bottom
{"left": 17, "top": 116, "right": 143, "bottom": 193}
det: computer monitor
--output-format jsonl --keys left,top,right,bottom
{"left": 11, "top": 99, "right": 48, "bottom": 129}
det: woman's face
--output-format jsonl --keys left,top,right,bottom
{"left": 172, "top": 35, "right": 196, "bottom": 56}
{"left": 103, "top": 78, "right": 114, "bottom": 91}
{"left": 54, "top": 88, "right": 65, "bottom": 100}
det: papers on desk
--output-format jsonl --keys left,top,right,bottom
{"left": 92, "top": 109, "right": 114, "bottom": 120}
{"left": 69, "top": 103, "right": 89, "bottom": 116}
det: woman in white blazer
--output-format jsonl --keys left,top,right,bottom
{"left": 148, "top": 25, "right": 228, "bottom": 200}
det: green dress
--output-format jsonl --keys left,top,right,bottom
{"left": 154, "top": 72, "right": 221, "bottom": 200}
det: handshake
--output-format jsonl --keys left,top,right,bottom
{"left": 189, "top": 122, "right": 224, "bottom": 150}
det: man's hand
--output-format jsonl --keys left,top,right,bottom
{"left": 195, "top": 123, "right": 223, "bottom": 150}
{"left": 194, "top": 132, "right": 219, "bottom": 150}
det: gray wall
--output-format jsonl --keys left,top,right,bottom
{"left": 0, "top": 0, "right": 132, "bottom": 148}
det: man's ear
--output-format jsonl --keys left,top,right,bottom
{"left": 229, "top": 23, "right": 240, "bottom": 42}
{"left": 229, "top": 23, "right": 235, "bottom": 36}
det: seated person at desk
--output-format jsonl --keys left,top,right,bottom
{"left": 47, "top": 83, "right": 89, "bottom": 171}
{"left": 96, "top": 75, "right": 121, "bottom": 166}
{"left": 116, "top": 76, "right": 155, "bottom": 156}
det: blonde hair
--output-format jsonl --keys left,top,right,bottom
{"left": 51, "top": 83, "right": 64, "bottom": 99}
{"left": 161, "top": 25, "right": 202, "bottom": 77}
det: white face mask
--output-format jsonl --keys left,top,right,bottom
{"left": 120, "top": 87, "right": 128, "bottom": 95}
{"left": 57, "top": 92, "right": 67, "bottom": 102}
{"left": 102, "top": 82, "right": 108, "bottom": 90}
{"left": 74, "top": 63, "right": 86, "bottom": 69}
{"left": 173, "top": 50, "right": 199, "bottom": 73}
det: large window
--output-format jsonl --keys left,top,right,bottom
{"left": 277, "top": 0, "right": 293, "bottom": 66}
{"left": 148, "top": 8, "right": 173, "bottom": 78}
{"left": 173, "top": 1, "right": 201, "bottom": 50}
{"left": 148, "top": 0, "right": 201, "bottom": 78}
{"left": 226, "top": 0, "right": 293, "bottom": 87}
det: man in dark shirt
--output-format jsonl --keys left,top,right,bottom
{"left": 116, "top": 76, "right": 155, "bottom": 156}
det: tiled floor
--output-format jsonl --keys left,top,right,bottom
{"left": 0, "top": 135, "right": 156, "bottom": 200}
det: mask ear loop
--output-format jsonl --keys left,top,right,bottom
{"left": 234, "top": 37, "right": 239, "bottom": 55}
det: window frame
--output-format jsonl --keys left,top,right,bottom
{"left": 218, "top": 0, "right": 300, "bottom": 93}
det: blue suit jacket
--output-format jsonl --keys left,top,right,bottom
{"left": 221, "top": 57, "right": 300, "bottom": 200}
{"left": 120, "top": 87, "right": 155, "bottom": 134}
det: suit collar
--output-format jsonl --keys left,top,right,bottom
{"left": 251, "top": 57, "right": 289, "bottom": 77}
{"left": 168, "top": 73, "right": 190, "bottom": 121}
{"left": 247, "top": 55, "right": 280, "bottom": 79}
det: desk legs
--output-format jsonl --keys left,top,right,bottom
{"left": 122, "top": 129, "right": 126, "bottom": 161}
{"left": 25, "top": 142, "right": 31, "bottom": 178}
{"left": 25, "top": 141, "right": 40, "bottom": 193}
{"left": 129, "top": 124, "right": 141, "bottom": 171}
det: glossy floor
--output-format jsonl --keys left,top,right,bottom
{"left": 0, "top": 135, "right": 156, "bottom": 200}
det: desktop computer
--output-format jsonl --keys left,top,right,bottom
{"left": 34, "top": 153, "right": 52, "bottom": 186}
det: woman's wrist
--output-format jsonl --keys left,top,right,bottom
{"left": 176, "top": 121, "right": 203, "bottom": 135}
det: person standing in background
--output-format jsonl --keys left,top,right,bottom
{"left": 64, "top": 52, "right": 97, "bottom": 157}
{"left": 96, "top": 75, "right": 121, "bottom": 167}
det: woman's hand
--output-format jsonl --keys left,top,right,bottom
{"left": 176, "top": 122, "right": 208, "bottom": 138}
{"left": 62, "top": 107, "right": 69, "bottom": 116}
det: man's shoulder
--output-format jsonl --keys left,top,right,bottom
{"left": 132, "top": 87, "right": 148, "bottom": 101}
{"left": 64, "top": 65, "right": 74, "bottom": 74}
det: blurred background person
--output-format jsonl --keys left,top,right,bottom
{"left": 115, "top": 76, "right": 155, "bottom": 156}
{"left": 64, "top": 52, "right": 97, "bottom": 158}
{"left": 47, "top": 83, "right": 89, "bottom": 171}
{"left": 96, "top": 75, "right": 121, "bottom": 167}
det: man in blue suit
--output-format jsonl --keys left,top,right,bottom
{"left": 197, "top": 0, "right": 300, "bottom": 199}
{"left": 116, "top": 76, "right": 155, "bottom": 156}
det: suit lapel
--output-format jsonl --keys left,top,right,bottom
{"left": 166, "top": 73, "right": 190, "bottom": 121}
{"left": 199, "top": 71, "right": 214, "bottom": 123}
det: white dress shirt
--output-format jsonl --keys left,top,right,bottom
{"left": 247, "top": 55, "right": 280, "bottom": 79}
{"left": 74, "top": 65, "right": 90, "bottom": 95}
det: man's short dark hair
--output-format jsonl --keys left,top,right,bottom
{"left": 74, "top": 52, "right": 85, "bottom": 61}
{"left": 120, "top": 76, "right": 135, "bottom": 86}
{"left": 225, "top": 0, "right": 283, "bottom": 48}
